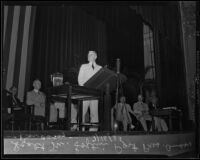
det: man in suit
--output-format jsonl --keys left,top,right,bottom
{"left": 2, "top": 87, "right": 23, "bottom": 130}
{"left": 111, "top": 96, "right": 135, "bottom": 131}
{"left": 133, "top": 94, "right": 168, "bottom": 132}
{"left": 133, "top": 94, "right": 152, "bottom": 131}
{"left": 78, "top": 51, "right": 102, "bottom": 131}
{"left": 26, "top": 79, "right": 46, "bottom": 130}
{"left": 7, "top": 86, "right": 22, "bottom": 108}
{"left": 148, "top": 96, "right": 168, "bottom": 132}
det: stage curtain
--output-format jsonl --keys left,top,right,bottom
{"left": 131, "top": 4, "right": 188, "bottom": 119}
{"left": 30, "top": 6, "right": 107, "bottom": 90}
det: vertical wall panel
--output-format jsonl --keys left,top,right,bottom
{"left": 18, "top": 6, "right": 32, "bottom": 101}
{"left": 2, "top": 6, "right": 14, "bottom": 88}
{"left": 3, "top": 6, "right": 8, "bottom": 47}
{"left": 13, "top": 6, "right": 26, "bottom": 88}
{"left": 6, "top": 6, "right": 20, "bottom": 90}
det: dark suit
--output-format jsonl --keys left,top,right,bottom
{"left": 7, "top": 95, "right": 21, "bottom": 107}
{"left": 3, "top": 92, "right": 25, "bottom": 129}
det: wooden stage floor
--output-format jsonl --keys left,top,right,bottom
{"left": 3, "top": 130, "right": 196, "bottom": 157}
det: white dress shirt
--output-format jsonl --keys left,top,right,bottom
{"left": 78, "top": 62, "right": 102, "bottom": 86}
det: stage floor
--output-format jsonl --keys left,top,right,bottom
{"left": 3, "top": 130, "right": 196, "bottom": 157}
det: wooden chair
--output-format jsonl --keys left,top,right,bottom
{"left": 3, "top": 112, "right": 14, "bottom": 130}
{"left": 25, "top": 104, "right": 46, "bottom": 130}
{"left": 2, "top": 89, "right": 27, "bottom": 130}
{"left": 7, "top": 104, "right": 27, "bottom": 130}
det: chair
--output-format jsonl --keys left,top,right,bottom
{"left": 25, "top": 104, "right": 46, "bottom": 130}
{"left": 24, "top": 91, "right": 47, "bottom": 130}
{"left": 6, "top": 103, "right": 27, "bottom": 130}
{"left": 2, "top": 89, "right": 27, "bottom": 130}
{"left": 47, "top": 107, "right": 60, "bottom": 130}
{"left": 2, "top": 112, "right": 14, "bottom": 130}
{"left": 130, "top": 114, "right": 144, "bottom": 131}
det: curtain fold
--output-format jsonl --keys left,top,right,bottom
{"left": 3, "top": 5, "right": 37, "bottom": 101}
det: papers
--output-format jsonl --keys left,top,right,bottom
{"left": 162, "top": 106, "right": 181, "bottom": 112}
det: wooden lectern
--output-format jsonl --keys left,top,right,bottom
{"left": 84, "top": 67, "right": 127, "bottom": 92}
{"left": 84, "top": 67, "right": 127, "bottom": 131}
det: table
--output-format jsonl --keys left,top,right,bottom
{"left": 150, "top": 109, "right": 183, "bottom": 131}
{"left": 46, "top": 84, "right": 104, "bottom": 131}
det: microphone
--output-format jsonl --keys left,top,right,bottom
{"left": 116, "top": 58, "right": 120, "bottom": 74}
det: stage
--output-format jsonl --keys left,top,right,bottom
{"left": 3, "top": 130, "right": 195, "bottom": 157}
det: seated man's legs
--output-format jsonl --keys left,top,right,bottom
{"left": 50, "top": 102, "right": 79, "bottom": 131}
{"left": 89, "top": 100, "right": 98, "bottom": 131}
{"left": 82, "top": 100, "right": 90, "bottom": 131}
{"left": 55, "top": 102, "right": 65, "bottom": 129}
{"left": 55, "top": 102, "right": 65, "bottom": 119}
{"left": 122, "top": 119, "right": 128, "bottom": 132}
{"left": 116, "top": 120, "right": 123, "bottom": 131}
{"left": 153, "top": 117, "right": 168, "bottom": 132}
{"left": 138, "top": 116, "right": 148, "bottom": 131}
{"left": 71, "top": 103, "right": 78, "bottom": 130}
{"left": 56, "top": 102, "right": 79, "bottom": 131}
{"left": 153, "top": 117, "right": 162, "bottom": 131}
{"left": 34, "top": 105, "right": 45, "bottom": 130}
{"left": 144, "top": 115, "right": 153, "bottom": 131}
{"left": 49, "top": 103, "right": 58, "bottom": 122}
{"left": 160, "top": 118, "right": 168, "bottom": 131}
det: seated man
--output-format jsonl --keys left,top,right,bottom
{"left": 111, "top": 96, "right": 135, "bottom": 132}
{"left": 2, "top": 88, "right": 14, "bottom": 130}
{"left": 26, "top": 79, "right": 46, "bottom": 130}
{"left": 149, "top": 96, "right": 168, "bottom": 132}
{"left": 133, "top": 94, "right": 153, "bottom": 131}
{"left": 7, "top": 86, "right": 25, "bottom": 129}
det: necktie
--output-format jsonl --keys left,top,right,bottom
{"left": 153, "top": 104, "right": 157, "bottom": 109}
{"left": 92, "top": 64, "right": 94, "bottom": 70}
{"left": 122, "top": 104, "right": 130, "bottom": 123}
{"left": 12, "top": 96, "right": 17, "bottom": 105}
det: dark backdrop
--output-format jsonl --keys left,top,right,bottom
{"left": 30, "top": 4, "right": 188, "bottom": 122}
{"left": 30, "top": 5, "right": 145, "bottom": 103}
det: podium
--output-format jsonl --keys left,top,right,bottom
{"left": 84, "top": 67, "right": 127, "bottom": 92}
{"left": 84, "top": 67, "right": 127, "bottom": 131}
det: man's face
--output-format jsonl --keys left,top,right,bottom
{"left": 11, "top": 87, "right": 17, "bottom": 95}
{"left": 88, "top": 51, "right": 97, "bottom": 63}
{"left": 120, "top": 97, "right": 126, "bottom": 103}
{"left": 138, "top": 95, "right": 143, "bottom": 102}
{"left": 33, "top": 80, "right": 41, "bottom": 90}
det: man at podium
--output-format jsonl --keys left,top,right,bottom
{"left": 78, "top": 51, "right": 102, "bottom": 131}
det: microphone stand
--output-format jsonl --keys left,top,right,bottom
{"left": 115, "top": 75, "right": 119, "bottom": 106}
{"left": 115, "top": 59, "right": 120, "bottom": 106}
{"left": 114, "top": 59, "right": 120, "bottom": 132}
